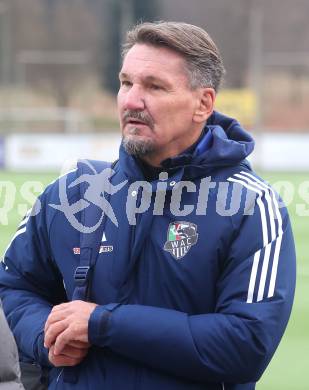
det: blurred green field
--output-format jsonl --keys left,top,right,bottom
{"left": 0, "top": 170, "right": 308, "bottom": 390}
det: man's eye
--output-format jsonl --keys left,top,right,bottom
{"left": 121, "top": 80, "right": 132, "bottom": 87}
{"left": 150, "top": 84, "right": 162, "bottom": 91}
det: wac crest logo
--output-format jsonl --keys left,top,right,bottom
{"left": 164, "top": 222, "right": 198, "bottom": 260}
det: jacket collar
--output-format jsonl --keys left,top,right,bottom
{"left": 118, "top": 111, "right": 254, "bottom": 182}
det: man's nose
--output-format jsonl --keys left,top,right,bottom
{"left": 123, "top": 85, "right": 145, "bottom": 111}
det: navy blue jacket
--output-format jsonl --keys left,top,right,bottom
{"left": 0, "top": 112, "right": 296, "bottom": 390}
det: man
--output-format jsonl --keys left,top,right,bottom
{"left": 0, "top": 22, "right": 296, "bottom": 390}
{"left": 0, "top": 301, "right": 24, "bottom": 389}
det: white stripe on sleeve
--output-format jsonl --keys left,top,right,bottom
{"left": 3, "top": 226, "right": 27, "bottom": 257}
{"left": 239, "top": 171, "right": 283, "bottom": 298}
{"left": 247, "top": 249, "right": 261, "bottom": 303}
{"left": 228, "top": 172, "right": 284, "bottom": 302}
{"left": 234, "top": 173, "right": 276, "bottom": 241}
{"left": 227, "top": 177, "right": 268, "bottom": 246}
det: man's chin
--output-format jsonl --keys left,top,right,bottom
{"left": 122, "top": 135, "right": 156, "bottom": 157}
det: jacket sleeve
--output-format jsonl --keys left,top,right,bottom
{"left": 0, "top": 192, "right": 67, "bottom": 367}
{"left": 89, "top": 183, "right": 296, "bottom": 384}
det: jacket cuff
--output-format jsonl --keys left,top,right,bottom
{"left": 34, "top": 331, "right": 52, "bottom": 367}
{"left": 89, "top": 303, "right": 121, "bottom": 347}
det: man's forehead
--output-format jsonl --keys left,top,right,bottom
{"left": 120, "top": 44, "right": 188, "bottom": 81}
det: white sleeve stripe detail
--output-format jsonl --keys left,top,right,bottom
{"left": 58, "top": 168, "right": 78, "bottom": 179}
{"left": 3, "top": 226, "right": 27, "bottom": 257}
{"left": 228, "top": 177, "right": 271, "bottom": 302}
{"left": 227, "top": 177, "right": 268, "bottom": 246}
{"left": 239, "top": 171, "right": 284, "bottom": 298}
{"left": 234, "top": 173, "right": 277, "bottom": 241}
{"left": 49, "top": 168, "right": 78, "bottom": 186}
{"left": 240, "top": 171, "right": 283, "bottom": 234}
{"left": 257, "top": 241, "right": 272, "bottom": 301}
{"left": 235, "top": 174, "right": 276, "bottom": 302}
{"left": 268, "top": 233, "right": 283, "bottom": 297}
{"left": 235, "top": 174, "right": 278, "bottom": 301}
{"left": 247, "top": 249, "right": 261, "bottom": 303}
{"left": 10, "top": 226, "right": 27, "bottom": 242}
{"left": 24, "top": 209, "right": 32, "bottom": 218}
{"left": 18, "top": 215, "right": 30, "bottom": 229}
{"left": 256, "top": 198, "right": 268, "bottom": 247}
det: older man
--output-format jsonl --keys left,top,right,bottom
{"left": 0, "top": 22, "right": 296, "bottom": 390}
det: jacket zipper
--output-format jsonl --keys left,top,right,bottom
{"left": 56, "top": 368, "right": 64, "bottom": 382}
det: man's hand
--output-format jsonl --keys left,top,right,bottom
{"left": 48, "top": 341, "right": 89, "bottom": 367}
{"left": 44, "top": 300, "right": 97, "bottom": 356}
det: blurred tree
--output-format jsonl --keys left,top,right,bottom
{"left": 10, "top": 0, "right": 99, "bottom": 107}
{"left": 133, "top": 0, "right": 159, "bottom": 23}
{"left": 0, "top": 0, "right": 12, "bottom": 85}
{"left": 2, "top": 0, "right": 309, "bottom": 118}
{"left": 156, "top": 0, "right": 250, "bottom": 88}
{"left": 99, "top": 0, "right": 122, "bottom": 94}
{"left": 99, "top": 0, "right": 159, "bottom": 94}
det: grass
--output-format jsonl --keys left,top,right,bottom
{"left": 0, "top": 170, "right": 308, "bottom": 389}
{"left": 0, "top": 171, "right": 58, "bottom": 250}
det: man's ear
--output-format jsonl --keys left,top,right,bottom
{"left": 193, "top": 88, "right": 216, "bottom": 123}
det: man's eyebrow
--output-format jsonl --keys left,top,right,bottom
{"left": 144, "top": 75, "right": 165, "bottom": 84}
{"left": 119, "top": 72, "right": 130, "bottom": 79}
{"left": 144, "top": 75, "right": 173, "bottom": 89}
{"left": 118, "top": 72, "right": 172, "bottom": 87}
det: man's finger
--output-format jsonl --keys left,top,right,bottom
{"left": 53, "top": 327, "right": 72, "bottom": 355}
{"left": 49, "top": 345, "right": 77, "bottom": 367}
{"left": 49, "top": 350, "right": 81, "bottom": 367}
{"left": 51, "top": 300, "right": 84, "bottom": 313}
{"left": 45, "top": 309, "right": 70, "bottom": 333}
{"left": 60, "top": 344, "right": 89, "bottom": 359}
{"left": 51, "top": 302, "right": 72, "bottom": 312}
{"left": 68, "top": 340, "right": 90, "bottom": 349}
{"left": 44, "top": 320, "right": 68, "bottom": 348}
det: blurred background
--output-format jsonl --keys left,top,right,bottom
{"left": 0, "top": 0, "right": 309, "bottom": 169}
{"left": 0, "top": 1, "right": 308, "bottom": 389}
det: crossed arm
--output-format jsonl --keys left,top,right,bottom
{"left": 44, "top": 300, "right": 97, "bottom": 367}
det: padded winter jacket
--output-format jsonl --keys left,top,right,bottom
{"left": 0, "top": 112, "right": 296, "bottom": 389}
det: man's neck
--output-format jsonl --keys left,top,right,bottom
{"left": 137, "top": 128, "right": 206, "bottom": 181}
{"left": 141, "top": 127, "right": 205, "bottom": 167}
{"left": 140, "top": 128, "right": 205, "bottom": 168}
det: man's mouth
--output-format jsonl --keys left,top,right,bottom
{"left": 122, "top": 110, "right": 154, "bottom": 130}
{"left": 126, "top": 118, "right": 148, "bottom": 126}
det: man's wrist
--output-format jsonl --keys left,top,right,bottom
{"left": 88, "top": 303, "right": 121, "bottom": 347}
{"left": 35, "top": 330, "right": 52, "bottom": 367}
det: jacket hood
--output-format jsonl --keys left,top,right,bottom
{"left": 119, "top": 111, "right": 254, "bottom": 180}
{"left": 160, "top": 111, "right": 254, "bottom": 169}
{"left": 203, "top": 111, "right": 254, "bottom": 165}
